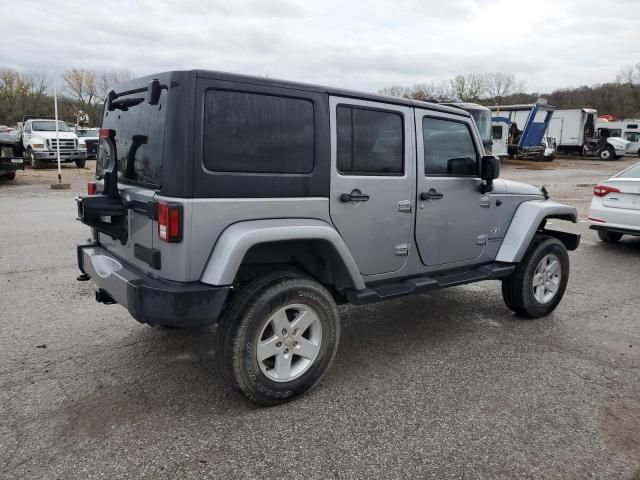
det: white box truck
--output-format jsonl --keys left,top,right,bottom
{"left": 548, "top": 109, "right": 630, "bottom": 160}
{"left": 595, "top": 119, "right": 640, "bottom": 157}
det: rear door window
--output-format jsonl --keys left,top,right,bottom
{"left": 336, "top": 106, "right": 403, "bottom": 175}
{"left": 203, "top": 90, "right": 315, "bottom": 174}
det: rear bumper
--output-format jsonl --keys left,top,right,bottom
{"left": 589, "top": 198, "right": 640, "bottom": 232}
{"left": 34, "top": 150, "right": 87, "bottom": 161}
{"left": 0, "top": 157, "right": 24, "bottom": 172}
{"left": 589, "top": 224, "right": 640, "bottom": 236}
{"left": 77, "top": 244, "right": 230, "bottom": 326}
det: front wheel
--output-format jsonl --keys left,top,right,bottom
{"left": 28, "top": 149, "right": 44, "bottom": 169}
{"left": 502, "top": 235, "right": 570, "bottom": 318}
{"left": 75, "top": 159, "right": 86, "bottom": 168}
{"left": 599, "top": 146, "right": 615, "bottom": 161}
{"left": 0, "top": 172, "right": 16, "bottom": 180}
{"left": 216, "top": 271, "right": 340, "bottom": 405}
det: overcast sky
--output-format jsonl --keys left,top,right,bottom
{"left": 2, "top": 0, "right": 638, "bottom": 94}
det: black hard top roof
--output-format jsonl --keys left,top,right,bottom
{"left": 115, "top": 69, "right": 471, "bottom": 119}
{"left": 195, "top": 69, "right": 470, "bottom": 117}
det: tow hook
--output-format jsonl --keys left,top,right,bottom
{"left": 95, "top": 288, "right": 116, "bottom": 305}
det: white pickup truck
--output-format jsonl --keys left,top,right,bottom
{"left": 20, "top": 117, "right": 87, "bottom": 168}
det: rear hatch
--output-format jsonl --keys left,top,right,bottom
{"left": 94, "top": 75, "right": 170, "bottom": 274}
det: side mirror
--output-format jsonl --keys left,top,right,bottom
{"left": 480, "top": 155, "right": 500, "bottom": 193}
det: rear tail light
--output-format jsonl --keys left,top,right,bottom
{"left": 593, "top": 184, "right": 620, "bottom": 197}
{"left": 157, "top": 201, "right": 182, "bottom": 243}
{"left": 87, "top": 182, "right": 97, "bottom": 195}
{"left": 99, "top": 128, "right": 115, "bottom": 139}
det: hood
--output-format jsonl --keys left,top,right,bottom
{"left": 492, "top": 179, "right": 544, "bottom": 196}
{"left": 607, "top": 137, "right": 631, "bottom": 149}
{"left": 31, "top": 131, "right": 78, "bottom": 140}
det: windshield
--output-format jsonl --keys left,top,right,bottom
{"left": 77, "top": 129, "right": 98, "bottom": 138}
{"left": 470, "top": 110, "right": 492, "bottom": 145}
{"left": 31, "top": 121, "right": 73, "bottom": 132}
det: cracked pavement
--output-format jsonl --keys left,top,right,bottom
{"left": 1, "top": 159, "right": 639, "bottom": 479}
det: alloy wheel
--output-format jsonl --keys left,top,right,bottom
{"left": 257, "top": 304, "right": 322, "bottom": 382}
{"left": 532, "top": 253, "right": 562, "bottom": 304}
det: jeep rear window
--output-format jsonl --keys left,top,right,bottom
{"left": 203, "top": 90, "right": 314, "bottom": 174}
{"left": 96, "top": 89, "right": 167, "bottom": 187}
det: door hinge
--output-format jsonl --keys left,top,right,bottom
{"left": 476, "top": 234, "right": 488, "bottom": 245}
{"left": 398, "top": 200, "right": 412, "bottom": 212}
{"left": 480, "top": 196, "right": 490, "bottom": 208}
{"left": 395, "top": 243, "right": 410, "bottom": 256}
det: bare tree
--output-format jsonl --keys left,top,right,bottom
{"left": 450, "top": 73, "right": 486, "bottom": 102}
{"left": 381, "top": 81, "right": 453, "bottom": 102}
{"left": 24, "top": 72, "right": 50, "bottom": 115}
{"left": 0, "top": 69, "right": 30, "bottom": 111}
{"left": 379, "top": 85, "right": 409, "bottom": 98}
{"left": 483, "top": 72, "right": 526, "bottom": 105}
{"left": 62, "top": 68, "right": 97, "bottom": 107}
{"left": 616, "top": 64, "right": 639, "bottom": 86}
{"left": 95, "top": 68, "right": 133, "bottom": 103}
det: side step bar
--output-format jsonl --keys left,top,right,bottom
{"left": 346, "top": 263, "right": 515, "bottom": 305}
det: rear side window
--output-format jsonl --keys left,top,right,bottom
{"left": 423, "top": 117, "right": 478, "bottom": 176}
{"left": 337, "top": 106, "right": 403, "bottom": 175}
{"left": 203, "top": 90, "right": 314, "bottom": 174}
{"left": 492, "top": 125, "right": 503, "bottom": 139}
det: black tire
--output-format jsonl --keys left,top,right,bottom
{"left": 597, "top": 230, "right": 623, "bottom": 243}
{"left": 0, "top": 172, "right": 16, "bottom": 180}
{"left": 502, "top": 235, "right": 570, "bottom": 319}
{"left": 599, "top": 146, "right": 616, "bottom": 161}
{"left": 27, "top": 148, "right": 44, "bottom": 169}
{"left": 216, "top": 270, "right": 340, "bottom": 405}
{"left": 75, "top": 159, "right": 86, "bottom": 168}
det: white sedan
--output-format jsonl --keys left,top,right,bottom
{"left": 589, "top": 162, "right": 640, "bottom": 242}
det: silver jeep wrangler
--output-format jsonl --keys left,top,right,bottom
{"left": 76, "top": 70, "right": 580, "bottom": 405}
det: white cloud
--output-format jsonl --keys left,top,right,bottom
{"left": 0, "top": 0, "right": 638, "bottom": 93}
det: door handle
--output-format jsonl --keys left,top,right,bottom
{"left": 340, "top": 190, "right": 370, "bottom": 203}
{"left": 420, "top": 188, "right": 444, "bottom": 201}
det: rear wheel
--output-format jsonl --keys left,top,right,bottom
{"left": 216, "top": 270, "right": 340, "bottom": 405}
{"left": 502, "top": 235, "right": 570, "bottom": 318}
{"left": 597, "top": 230, "right": 623, "bottom": 243}
{"left": 75, "top": 159, "right": 86, "bottom": 168}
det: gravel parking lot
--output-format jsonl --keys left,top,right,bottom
{"left": 1, "top": 159, "right": 639, "bottom": 479}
